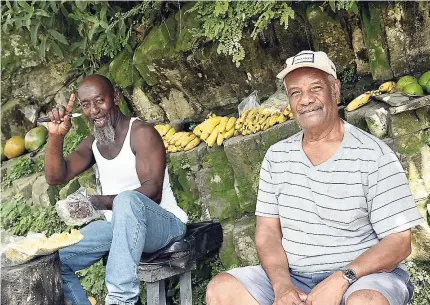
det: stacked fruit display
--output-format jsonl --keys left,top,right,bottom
{"left": 1, "top": 126, "right": 48, "bottom": 161}
{"left": 234, "top": 106, "right": 293, "bottom": 136}
{"left": 193, "top": 115, "right": 237, "bottom": 147}
{"left": 346, "top": 71, "right": 430, "bottom": 112}
{"left": 154, "top": 124, "right": 201, "bottom": 153}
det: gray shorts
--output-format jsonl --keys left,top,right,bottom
{"left": 228, "top": 265, "right": 414, "bottom": 305}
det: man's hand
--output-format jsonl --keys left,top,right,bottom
{"left": 305, "top": 271, "right": 349, "bottom": 305}
{"left": 273, "top": 284, "right": 307, "bottom": 305}
{"left": 47, "top": 94, "right": 75, "bottom": 136}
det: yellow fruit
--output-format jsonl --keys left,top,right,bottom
{"left": 163, "top": 140, "right": 168, "bottom": 149}
{"left": 233, "top": 130, "right": 240, "bottom": 137}
{"left": 218, "top": 117, "right": 229, "bottom": 133}
{"left": 167, "top": 145, "right": 178, "bottom": 153}
{"left": 253, "top": 124, "right": 261, "bottom": 133}
{"left": 288, "top": 113, "right": 294, "bottom": 120}
{"left": 224, "top": 127, "right": 235, "bottom": 139}
{"left": 277, "top": 113, "right": 287, "bottom": 124}
{"left": 201, "top": 117, "right": 221, "bottom": 134}
{"left": 345, "top": 92, "right": 372, "bottom": 111}
{"left": 193, "top": 124, "right": 202, "bottom": 137}
{"left": 235, "top": 120, "right": 243, "bottom": 130}
{"left": 4, "top": 136, "right": 25, "bottom": 159}
{"left": 184, "top": 137, "right": 200, "bottom": 151}
{"left": 154, "top": 124, "right": 171, "bottom": 137}
{"left": 378, "top": 81, "right": 396, "bottom": 93}
{"left": 168, "top": 132, "right": 184, "bottom": 145}
{"left": 269, "top": 114, "right": 279, "bottom": 127}
{"left": 261, "top": 120, "right": 271, "bottom": 131}
{"left": 206, "top": 125, "right": 220, "bottom": 147}
{"left": 179, "top": 133, "right": 197, "bottom": 148}
{"left": 216, "top": 132, "right": 224, "bottom": 146}
{"left": 226, "top": 117, "right": 236, "bottom": 131}
{"left": 164, "top": 128, "right": 176, "bottom": 141}
{"left": 88, "top": 297, "right": 97, "bottom": 305}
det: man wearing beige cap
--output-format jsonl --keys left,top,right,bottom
{"left": 206, "top": 50, "right": 422, "bottom": 305}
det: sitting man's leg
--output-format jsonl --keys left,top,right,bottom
{"left": 105, "top": 191, "right": 186, "bottom": 305}
{"left": 343, "top": 267, "right": 414, "bottom": 305}
{"left": 207, "top": 265, "right": 313, "bottom": 305}
{"left": 60, "top": 220, "right": 113, "bottom": 305}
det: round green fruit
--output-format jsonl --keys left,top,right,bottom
{"left": 397, "top": 76, "right": 418, "bottom": 91}
{"left": 402, "top": 82, "right": 424, "bottom": 96}
{"left": 4, "top": 136, "right": 25, "bottom": 159}
{"left": 25, "top": 126, "right": 48, "bottom": 152}
{"left": 425, "top": 79, "right": 430, "bottom": 94}
{"left": 418, "top": 71, "right": 430, "bottom": 88}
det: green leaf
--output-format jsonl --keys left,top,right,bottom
{"left": 17, "top": 1, "right": 31, "bottom": 10}
{"left": 30, "top": 21, "right": 40, "bottom": 45}
{"left": 88, "top": 23, "right": 99, "bottom": 40}
{"left": 6, "top": 0, "right": 12, "bottom": 10}
{"left": 99, "top": 20, "right": 108, "bottom": 29}
{"left": 100, "top": 6, "right": 107, "bottom": 21}
{"left": 72, "top": 56, "right": 86, "bottom": 68}
{"left": 49, "top": 1, "right": 58, "bottom": 13}
{"left": 35, "top": 9, "right": 50, "bottom": 17}
{"left": 50, "top": 40, "right": 64, "bottom": 59}
{"left": 39, "top": 35, "right": 47, "bottom": 59}
{"left": 75, "top": 0, "right": 87, "bottom": 12}
{"left": 48, "top": 29, "right": 68, "bottom": 44}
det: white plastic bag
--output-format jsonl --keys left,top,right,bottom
{"left": 55, "top": 187, "right": 102, "bottom": 226}
{"left": 238, "top": 91, "right": 260, "bottom": 116}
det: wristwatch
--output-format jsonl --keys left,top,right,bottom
{"left": 340, "top": 268, "right": 357, "bottom": 285}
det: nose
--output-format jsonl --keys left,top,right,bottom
{"left": 90, "top": 102, "right": 100, "bottom": 116}
{"left": 299, "top": 90, "right": 315, "bottom": 106}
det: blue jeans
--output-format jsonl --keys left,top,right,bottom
{"left": 59, "top": 191, "right": 187, "bottom": 305}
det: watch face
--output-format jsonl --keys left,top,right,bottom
{"left": 344, "top": 269, "right": 356, "bottom": 280}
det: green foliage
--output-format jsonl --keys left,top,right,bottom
{"left": 1, "top": 1, "right": 163, "bottom": 74}
{"left": 189, "top": 1, "right": 294, "bottom": 67}
{"left": 77, "top": 260, "right": 108, "bottom": 303}
{"left": 63, "top": 129, "right": 88, "bottom": 156}
{"left": 0, "top": 193, "right": 70, "bottom": 236}
{"left": 406, "top": 261, "right": 430, "bottom": 305}
{"left": 1, "top": 157, "right": 44, "bottom": 187}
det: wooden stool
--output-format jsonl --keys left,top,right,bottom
{"left": 139, "top": 262, "right": 196, "bottom": 305}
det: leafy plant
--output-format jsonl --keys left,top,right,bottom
{"left": 189, "top": 1, "right": 294, "bottom": 67}
{"left": 1, "top": 157, "right": 44, "bottom": 187}
{"left": 406, "top": 261, "right": 430, "bottom": 305}
{"left": 63, "top": 129, "right": 88, "bottom": 156}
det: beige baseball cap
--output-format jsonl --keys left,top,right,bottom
{"left": 276, "top": 50, "right": 337, "bottom": 80}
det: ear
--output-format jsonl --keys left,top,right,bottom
{"left": 113, "top": 92, "right": 120, "bottom": 105}
{"left": 334, "top": 79, "right": 341, "bottom": 99}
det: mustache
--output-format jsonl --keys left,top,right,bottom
{"left": 297, "top": 105, "right": 323, "bottom": 115}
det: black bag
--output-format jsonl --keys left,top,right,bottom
{"left": 140, "top": 221, "right": 223, "bottom": 269}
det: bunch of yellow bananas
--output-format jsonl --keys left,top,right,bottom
{"left": 193, "top": 116, "right": 237, "bottom": 147}
{"left": 346, "top": 81, "right": 397, "bottom": 112}
{"left": 234, "top": 106, "right": 293, "bottom": 136}
{"left": 155, "top": 124, "right": 201, "bottom": 153}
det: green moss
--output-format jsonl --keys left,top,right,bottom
{"left": 109, "top": 50, "right": 141, "bottom": 89}
{"left": 394, "top": 129, "right": 429, "bottom": 155}
{"left": 174, "top": 3, "right": 200, "bottom": 52}
{"left": 133, "top": 15, "right": 178, "bottom": 86}
{"left": 77, "top": 169, "right": 98, "bottom": 195}
{"left": 389, "top": 110, "right": 426, "bottom": 137}
{"left": 203, "top": 147, "right": 240, "bottom": 220}
{"left": 361, "top": 3, "right": 393, "bottom": 80}
{"left": 218, "top": 222, "right": 241, "bottom": 268}
{"left": 59, "top": 177, "right": 80, "bottom": 199}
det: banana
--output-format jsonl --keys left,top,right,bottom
{"left": 345, "top": 92, "right": 372, "bottom": 111}
{"left": 193, "top": 124, "right": 202, "bottom": 137}
{"left": 218, "top": 117, "right": 229, "bottom": 133}
{"left": 179, "top": 133, "right": 196, "bottom": 148}
{"left": 269, "top": 113, "right": 279, "bottom": 127}
{"left": 217, "top": 132, "right": 224, "bottom": 146}
{"left": 167, "top": 145, "right": 178, "bottom": 153}
{"left": 288, "top": 112, "right": 294, "bottom": 120}
{"left": 201, "top": 117, "right": 221, "bottom": 135}
{"left": 224, "top": 127, "right": 235, "bottom": 139}
{"left": 253, "top": 124, "right": 261, "bottom": 133}
{"left": 378, "top": 81, "right": 396, "bottom": 93}
{"left": 258, "top": 112, "right": 271, "bottom": 124}
{"left": 164, "top": 128, "right": 176, "bottom": 141}
{"left": 277, "top": 113, "right": 287, "bottom": 124}
{"left": 163, "top": 140, "right": 168, "bottom": 149}
{"left": 155, "top": 124, "right": 171, "bottom": 137}
{"left": 235, "top": 120, "right": 243, "bottom": 130}
{"left": 233, "top": 130, "right": 240, "bottom": 137}
{"left": 226, "top": 117, "right": 236, "bottom": 131}
{"left": 206, "top": 125, "right": 220, "bottom": 147}
{"left": 184, "top": 137, "right": 200, "bottom": 151}
{"left": 168, "top": 132, "right": 185, "bottom": 145}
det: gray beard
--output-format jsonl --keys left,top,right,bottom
{"left": 91, "top": 118, "right": 115, "bottom": 147}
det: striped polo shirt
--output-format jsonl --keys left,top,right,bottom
{"left": 256, "top": 121, "right": 423, "bottom": 273}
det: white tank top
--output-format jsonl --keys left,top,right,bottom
{"left": 92, "top": 117, "right": 188, "bottom": 223}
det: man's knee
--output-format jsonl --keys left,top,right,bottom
{"left": 346, "top": 289, "right": 389, "bottom": 305}
{"left": 112, "top": 191, "right": 144, "bottom": 214}
{"left": 206, "top": 273, "right": 237, "bottom": 304}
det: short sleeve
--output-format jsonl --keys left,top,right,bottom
{"left": 367, "top": 152, "right": 423, "bottom": 239}
{"left": 255, "top": 149, "right": 279, "bottom": 218}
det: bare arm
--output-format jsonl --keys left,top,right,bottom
{"left": 90, "top": 121, "right": 166, "bottom": 210}
{"left": 45, "top": 94, "right": 96, "bottom": 185}
{"left": 347, "top": 230, "right": 411, "bottom": 277}
{"left": 256, "top": 216, "right": 307, "bottom": 304}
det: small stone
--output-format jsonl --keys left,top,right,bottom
{"left": 59, "top": 178, "right": 81, "bottom": 200}
{"left": 365, "top": 106, "right": 388, "bottom": 139}
{"left": 31, "top": 175, "right": 60, "bottom": 207}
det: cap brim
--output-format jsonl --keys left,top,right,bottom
{"left": 276, "top": 63, "right": 336, "bottom": 80}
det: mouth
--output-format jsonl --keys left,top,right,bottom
{"left": 93, "top": 116, "right": 107, "bottom": 127}
{"left": 298, "top": 107, "right": 322, "bottom": 115}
